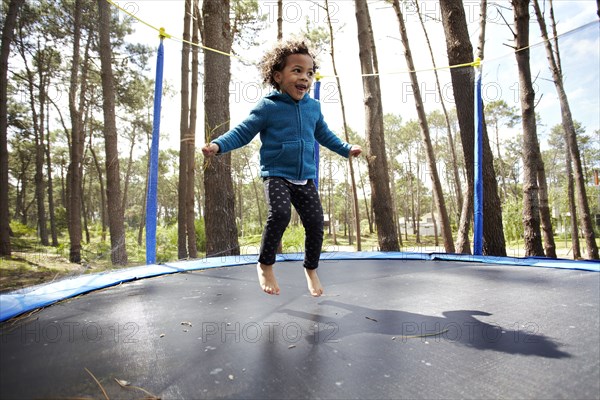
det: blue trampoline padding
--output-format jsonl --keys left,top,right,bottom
{"left": 0, "top": 251, "right": 597, "bottom": 322}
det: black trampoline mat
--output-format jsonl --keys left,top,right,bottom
{"left": 1, "top": 259, "right": 599, "bottom": 399}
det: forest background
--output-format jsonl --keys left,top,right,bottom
{"left": 0, "top": 0, "right": 599, "bottom": 291}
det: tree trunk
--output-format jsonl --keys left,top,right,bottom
{"left": 138, "top": 164, "right": 148, "bottom": 246}
{"left": 15, "top": 169, "right": 27, "bottom": 224}
{"left": 356, "top": 157, "right": 372, "bottom": 234}
{"left": 325, "top": 0, "right": 361, "bottom": 250}
{"left": 565, "top": 139, "right": 581, "bottom": 258}
{"left": 432, "top": 202, "right": 439, "bottom": 247}
{"left": 537, "top": 159, "right": 557, "bottom": 257}
{"left": 512, "top": 0, "right": 545, "bottom": 257}
{"left": 38, "top": 60, "right": 52, "bottom": 246}
{"left": 178, "top": 0, "right": 192, "bottom": 259}
{"left": 403, "top": 200, "right": 408, "bottom": 241}
{"left": 409, "top": 152, "right": 417, "bottom": 238}
{"left": 526, "top": 0, "right": 555, "bottom": 258}
{"left": 329, "top": 159, "right": 337, "bottom": 244}
{"left": 19, "top": 41, "right": 48, "bottom": 246}
{"left": 202, "top": 0, "right": 240, "bottom": 257}
{"left": 67, "top": 0, "right": 85, "bottom": 263}
{"left": 354, "top": 0, "right": 399, "bottom": 251}
{"left": 121, "top": 127, "right": 136, "bottom": 213}
{"left": 138, "top": 129, "right": 151, "bottom": 246}
{"left": 416, "top": 153, "right": 421, "bottom": 244}
{"left": 345, "top": 169, "right": 353, "bottom": 245}
{"left": 34, "top": 75, "right": 48, "bottom": 246}
{"left": 492, "top": 118, "right": 509, "bottom": 200}
{"left": 548, "top": 0, "right": 562, "bottom": 73}
{"left": 414, "top": 0, "right": 464, "bottom": 223}
{"left": 186, "top": 0, "right": 200, "bottom": 259}
{"left": 277, "top": 0, "right": 283, "bottom": 41}
{"left": 386, "top": 150, "right": 401, "bottom": 247}
{"left": 89, "top": 141, "right": 107, "bottom": 242}
{"left": 45, "top": 108, "right": 58, "bottom": 246}
{"left": 392, "top": 0, "right": 454, "bottom": 253}
{"left": 242, "top": 151, "right": 263, "bottom": 227}
{"left": 97, "top": 0, "right": 127, "bottom": 265}
{"left": 82, "top": 172, "right": 90, "bottom": 244}
{"left": 532, "top": 0, "right": 598, "bottom": 259}
{"left": 455, "top": 183, "right": 473, "bottom": 253}
{"left": 0, "top": 0, "right": 25, "bottom": 256}
{"left": 439, "top": 0, "right": 506, "bottom": 256}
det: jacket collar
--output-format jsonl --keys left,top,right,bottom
{"left": 265, "top": 90, "right": 310, "bottom": 104}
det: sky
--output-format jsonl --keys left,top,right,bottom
{"left": 119, "top": 0, "right": 600, "bottom": 153}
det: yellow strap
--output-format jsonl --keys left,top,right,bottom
{"left": 105, "top": 0, "right": 246, "bottom": 61}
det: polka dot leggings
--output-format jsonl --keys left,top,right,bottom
{"left": 258, "top": 177, "right": 324, "bottom": 270}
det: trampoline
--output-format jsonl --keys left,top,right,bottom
{"left": 0, "top": 252, "right": 599, "bottom": 399}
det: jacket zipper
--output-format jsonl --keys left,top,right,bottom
{"left": 296, "top": 102, "right": 303, "bottom": 179}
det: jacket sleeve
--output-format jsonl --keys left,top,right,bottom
{"left": 211, "top": 100, "right": 268, "bottom": 154}
{"left": 314, "top": 110, "right": 352, "bottom": 158}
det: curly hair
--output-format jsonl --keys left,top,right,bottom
{"left": 259, "top": 39, "right": 318, "bottom": 90}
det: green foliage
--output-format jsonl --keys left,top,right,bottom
{"left": 231, "top": 0, "right": 267, "bottom": 50}
{"left": 238, "top": 225, "right": 309, "bottom": 255}
{"left": 9, "top": 221, "right": 36, "bottom": 237}
{"left": 56, "top": 242, "right": 69, "bottom": 259}
{"left": 281, "top": 225, "right": 306, "bottom": 253}
{"left": 123, "top": 230, "right": 147, "bottom": 263}
{"left": 80, "top": 239, "right": 112, "bottom": 267}
{"left": 239, "top": 233, "right": 262, "bottom": 255}
{"left": 195, "top": 218, "right": 206, "bottom": 253}
{"left": 360, "top": 219, "right": 371, "bottom": 234}
{"left": 155, "top": 225, "right": 178, "bottom": 263}
{"left": 54, "top": 207, "right": 68, "bottom": 232}
{"left": 302, "top": 24, "right": 330, "bottom": 59}
{"left": 502, "top": 197, "right": 524, "bottom": 243}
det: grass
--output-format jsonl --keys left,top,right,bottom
{"left": 0, "top": 251, "right": 82, "bottom": 293}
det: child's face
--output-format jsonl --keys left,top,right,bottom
{"left": 273, "top": 53, "right": 315, "bottom": 101}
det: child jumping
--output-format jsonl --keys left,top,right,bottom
{"left": 202, "top": 39, "right": 362, "bottom": 297}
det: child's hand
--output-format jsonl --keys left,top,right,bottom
{"left": 349, "top": 145, "right": 362, "bottom": 157}
{"left": 202, "top": 143, "right": 219, "bottom": 157}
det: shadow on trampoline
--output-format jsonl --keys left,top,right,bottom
{"left": 281, "top": 300, "right": 571, "bottom": 359}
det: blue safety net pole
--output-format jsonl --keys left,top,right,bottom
{"left": 313, "top": 76, "right": 321, "bottom": 189}
{"left": 146, "top": 31, "right": 166, "bottom": 264}
{"left": 473, "top": 58, "right": 484, "bottom": 255}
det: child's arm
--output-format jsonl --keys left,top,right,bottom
{"left": 210, "top": 101, "right": 267, "bottom": 154}
{"left": 202, "top": 100, "right": 268, "bottom": 157}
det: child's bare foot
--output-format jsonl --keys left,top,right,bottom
{"left": 257, "top": 263, "right": 280, "bottom": 295}
{"left": 304, "top": 268, "right": 324, "bottom": 297}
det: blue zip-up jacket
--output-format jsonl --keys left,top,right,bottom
{"left": 212, "top": 91, "right": 352, "bottom": 180}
